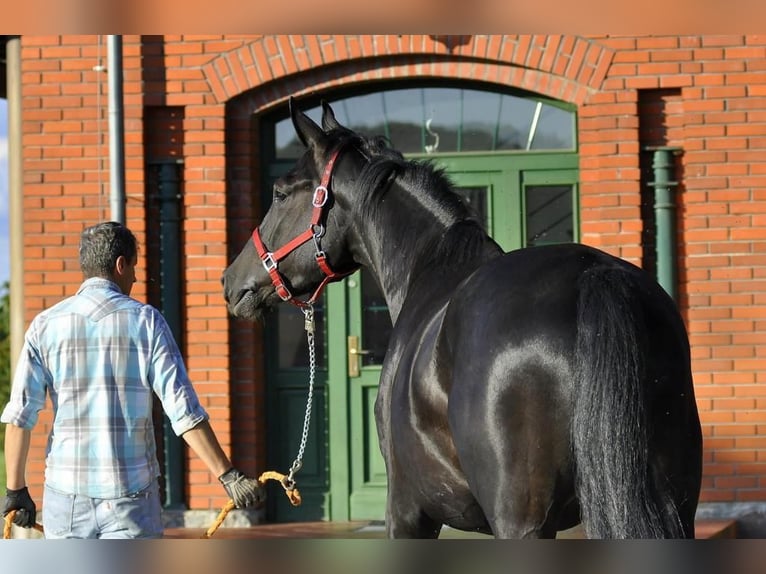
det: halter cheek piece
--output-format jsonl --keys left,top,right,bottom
{"left": 251, "top": 145, "right": 358, "bottom": 309}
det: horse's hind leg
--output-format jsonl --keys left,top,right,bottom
{"left": 455, "top": 430, "right": 563, "bottom": 539}
{"left": 451, "top": 371, "right": 569, "bottom": 539}
{"left": 386, "top": 510, "right": 441, "bottom": 539}
{"left": 385, "top": 481, "right": 442, "bottom": 538}
{"left": 483, "top": 492, "right": 559, "bottom": 539}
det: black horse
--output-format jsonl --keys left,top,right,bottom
{"left": 222, "top": 99, "right": 703, "bottom": 538}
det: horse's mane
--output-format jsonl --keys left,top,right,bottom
{"left": 334, "top": 129, "right": 497, "bottom": 272}
{"left": 336, "top": 131, "right": 476, "bottom": 226}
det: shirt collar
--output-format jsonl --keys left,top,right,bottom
{"left": 76, "top": 277, "right": 124, "bottom": 295}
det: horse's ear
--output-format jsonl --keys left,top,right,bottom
{"left": 290, "top": 96, "right": 324, "bottom": 148}
{"left": 321, "top": 100, "right": 342, "bottom": 132}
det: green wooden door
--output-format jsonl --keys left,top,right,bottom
{"left": 265, "top": 153, "right": 578, "bottom": 522}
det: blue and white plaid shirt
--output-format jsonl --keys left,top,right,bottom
{"left": 1, "top": 278, "right": 209, "bottom": 498}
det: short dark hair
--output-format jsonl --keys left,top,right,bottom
{"left": 79, "top": 221, "right": 138, "bottom": 278}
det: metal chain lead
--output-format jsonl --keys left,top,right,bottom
{"left": 286, "top": 304, "right": 316, "bottom": 486}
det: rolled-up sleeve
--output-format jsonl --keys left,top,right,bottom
{"left": 147, "top": 309, "right": 209, "bottom": 436}
{"left": 0, "top": 323, "right": 49, "bottom": 429}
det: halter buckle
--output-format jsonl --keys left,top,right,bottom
{"left": 313, "top": 186, "right": 328, "bottom": 207}
{"left": 262, "top": 252, "right": 278, "bottom": 272}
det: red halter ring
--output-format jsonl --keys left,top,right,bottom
{"left": 251, "top": 145, "right": 357, "bottom": 309}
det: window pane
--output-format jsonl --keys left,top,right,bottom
{"left": 274, "top": 86, "right": 575, "bottom": 158}
{"left": 529, "top": 104, "right": 575, "bottom": 150}
{"left": 460, "top": 91, "right": 503, "bottom": 152}
{"left": 381, "top": 90, "right": 426, "bottom": 154}
{"left": 423, "top": 87, "right": 460, "bottom": 153}
{"left": 453, "top": 186, "right": 489, "bottom": 232}
{"left": 334, "top": 93, "right": 384, "bottom": 132}
{"left": 496, "top": 97, "right": 537, "bottom": 151}
{"left": 525, "top": 185, "right": 574, "bottom": 246}
{"left": 361, "top": 269, "right": 391, "bottom": 366}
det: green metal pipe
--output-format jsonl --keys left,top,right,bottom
{"left": 157, "top": 160, "right": 186, "bottom": 508}
{"left": 647, "top": 146, "right": 681, "bottom": 302}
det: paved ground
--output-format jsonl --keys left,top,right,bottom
{"left": 5, "top": 514, "right": 736, "bottom": 540}
{"left": 164, "top": 519, "right": 737, "bottom": 539}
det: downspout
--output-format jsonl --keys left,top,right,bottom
{"left": 108, "top": 39, "right": 186, "bottom": 506}
{"left": 646, "top": 146, "right": 682, "bottom": 303}
{"left": 7, "top": 36, "right": 24, "bottom": 376}
{"left": 107, "top": 35, "right": 126, "bottom": 224}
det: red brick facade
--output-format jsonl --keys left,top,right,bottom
{"left": 15, "top": 35, "right": 766, "bottom": 514}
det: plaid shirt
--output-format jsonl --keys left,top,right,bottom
{"left": 1, "top": 278, "right": 208, "bottom": 498}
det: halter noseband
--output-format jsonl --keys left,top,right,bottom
{"left": 252, "top": 145, "right": 357, "bottom": 308}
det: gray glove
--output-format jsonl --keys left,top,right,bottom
{"left": 218, "top": 468, "right": 266, "bottom": 509}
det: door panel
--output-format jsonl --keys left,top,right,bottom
{"left": 522, "top": 169, "right": 579, "bottom": 246}
{"left": 269, "top": 385, "right": 329, "bottom": 520}
{"left": 346, "top": 269, "right": 390, "bottom": 519}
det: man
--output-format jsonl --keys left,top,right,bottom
{"left": 2, "top": 221, "right": 264, "bottom": 538}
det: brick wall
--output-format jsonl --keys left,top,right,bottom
{"left": 579, "top": 35, "right": 766, "bottom": 502}
{"left": 15, "top": 34, "right": 766, "bottom": 511}
{"left": 20, "top": 35, "right": 148, "bottom": 501}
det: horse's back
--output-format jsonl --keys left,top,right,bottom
{"left": 448, "top": 242, "right": 684, "bottom": 348}
{"left": 441, "top": 244, "right": 631, "bottom": 357}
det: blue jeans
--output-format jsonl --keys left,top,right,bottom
{"left": 42, "top": 481, "right": 164, "bottom": 539}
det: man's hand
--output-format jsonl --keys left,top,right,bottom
{"left": 218, "top": 468, "right": 266, "bottom": 509}
{"left": 3, "top": 487, "right": 37, "bottom": 528}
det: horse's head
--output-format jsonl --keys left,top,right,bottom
{"left": 222, "top": 98, "right": 360, "bottom": 321}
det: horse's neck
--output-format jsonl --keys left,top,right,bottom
{"left": 352, "top": 196, "right": 502, "bottom": 324}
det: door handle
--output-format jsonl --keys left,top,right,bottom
{"left": 348, "top": 335, "right": 371, "bottom": 378}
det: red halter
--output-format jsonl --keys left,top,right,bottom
{"left": 252, "top": 146, "right": 356, "bottom": 308}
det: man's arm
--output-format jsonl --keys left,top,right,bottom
{"left": 4, "top": 424, "right": 31, "bottom": 490}
{"left": 180, "top": 420, "right": 231, "bottom": 478}
{"left": 3, "top": 424, "right": 37, "bottom": 528}
{"left": 181, "top": 420, "right": 266, "bottom": 509}
{"left": 150, "top": 312, "right": 265, "bottom": 508}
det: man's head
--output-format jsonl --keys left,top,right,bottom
{"left": 79, "top": 221, "right": 138, "bottom": 295}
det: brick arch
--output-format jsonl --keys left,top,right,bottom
{"left": 220, "top": 35, "right": 615, "bottom": 485}
{"left": 203, "top": 34, "right": 614, "bottom": 109}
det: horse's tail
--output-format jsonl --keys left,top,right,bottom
{"left": 572, "top": 265, "right": 683, "bottom": 538}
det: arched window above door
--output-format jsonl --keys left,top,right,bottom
{"left": 274, "top": 84, "right": 576, "bottom": 159}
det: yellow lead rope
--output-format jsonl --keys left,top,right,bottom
{"left": 200, "top": 499, "right": 236, "bottom": 539}
{"left": 3, "top": 512, "right": 44, "bottom": 539}
{"left": 201, "top": 470, "right": 302, "bottom": 539}
{"left": 4, "top": 471, "right": 301, "bottom": 540}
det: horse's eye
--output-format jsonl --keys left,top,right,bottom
{"left": 273, "top": 190, "right": 287, "bottom": 203}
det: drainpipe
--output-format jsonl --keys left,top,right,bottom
{"left": 646, "top": 146, "right": 682, "bottom": 303}
{"left": 107, "top": 35, "right": 126, "bottom": 224}
{"left": 7, "top": 36, "right": 24, "bottom": 376}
